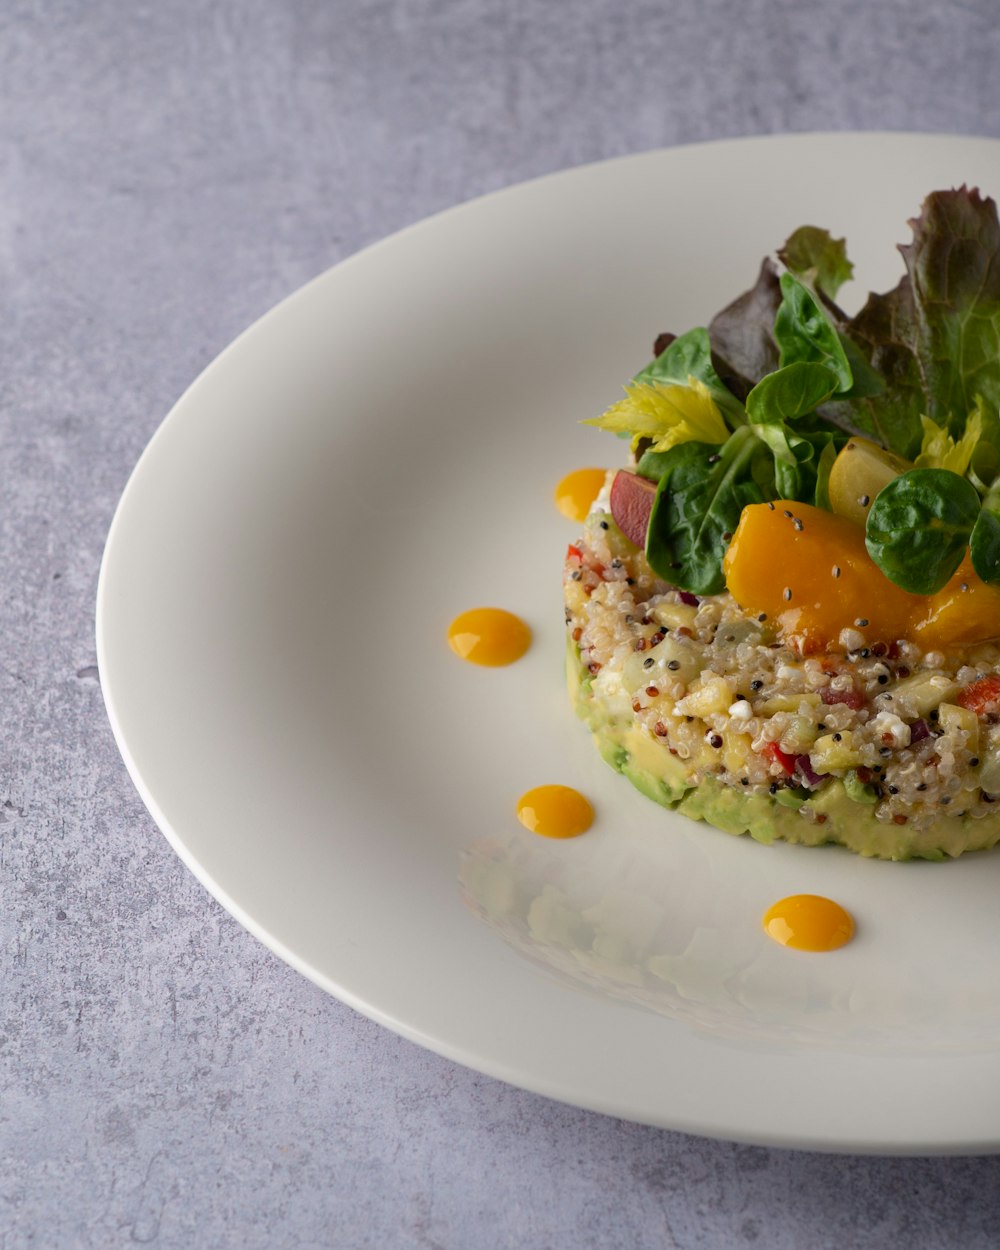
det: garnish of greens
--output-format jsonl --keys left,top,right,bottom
{"left": 585, "top": 188, "right": 1000, "bottom": 596}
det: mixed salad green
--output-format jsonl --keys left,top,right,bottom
{"left": 586, "top": 188, "right": 1000, "bottom": 597}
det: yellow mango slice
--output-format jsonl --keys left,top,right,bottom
{"left": 723, "top": 502, "right": 1000, "bottom": 653}
{"left": 827, "top": 437, "right": 910, "bottom": 527}
{"left": 913, "top": 555, "right": 1000, "bottom": 650}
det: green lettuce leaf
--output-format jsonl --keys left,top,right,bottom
{"left": 707, "top": 258, "right": 782, "bottom": 401}
{"left": 826, "top": 188, "right": 1000, "bottom": 458}
{"left": 901, "top": 187, "right": 1000, "bottom": 434}
{"left": 778, "top": 225, "right": 854, "bottom": 301}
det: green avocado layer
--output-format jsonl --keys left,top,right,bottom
{"left": 568, "top": 642, "right": 1000, "bottom": 862}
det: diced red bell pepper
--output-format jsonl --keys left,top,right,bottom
{"left": 956, "top": 675, "right": 1000, "bottom": 715}
{"left": 763, "top": 742, "right": 797, "bottom": 774}
{"left": 567, "top": 544, "right": 583, "bottom": 562}
{"left": 821, "top": 685, "right": 867, "bottom": 710}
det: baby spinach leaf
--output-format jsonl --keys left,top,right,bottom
{"left": 778, "top": 225, "right": 854, "bottom": 301}
{"left": 645, "top": 427, "right": 768, "bottom": 594}
{"left": 749, "top": 423, "right": 840, "bottom": 505}
{"left": 774, "top": 273, "right": 854, "bottom": 392}
{"left": 865, "top": 468, "right": 981, "bottom": 594}
{"left": 746, "top": 361, "right": 839, "bottom": 427}
{"left": 750, "top": 419, "right": 800, "bottom": 470}
{"left": 773, "top": 445, "right": 808, "bottom": 500}
{"left": 788, "top": 428, "right": 842, "bottom": 507}
{"left": 635, "top": 447, "right": 675, "bottom": 482}
{"left": 970, "top": 483, "right": 1000, "bottom": 583}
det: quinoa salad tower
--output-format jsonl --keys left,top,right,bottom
{"left": 567, "top": 188, "right": 1000, "bottom": 859}
{"left": 565, "top": 488, "right": 1000, "bottom": 859}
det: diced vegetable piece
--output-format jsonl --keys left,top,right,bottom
{"left": 888, "top": 672, "right": 961, "bottom": 719}
{"left": 795, "top": 755, "right": 828, "bottom": 788}
{"left": 955, "top": 675, "right": 1000, "bottom": 716}
{"left": 609, "top": 470, "right": 657, "bottom": 550}
{"left": 827, "top": 438, "right": 912, "bottom": 527}
{"left": 763, "top": 742, "right": 796, "bottom": 774}
{"left": 774, "top": 786, "right": 810, "bottom": 809}
{"left": 675, "top": 674, "right": 734, "bottom": 716}
{"left": 810, "top": 730, "right": 863, "bottom": 772}
{"left": 938, "top": 702, "right": 981, "bottom": 754}
{"left": 843, "top": 770, "right": 879, "bottom": 804}
{"left": 626, "top": 633, "right": 704, "bottom": 686}
{"left": 757, "top": 693, "right": 823, "bottom": 714}
{"left": 781, "top": 716, "right": 820, "bottom": 753}
{"left": 649, "top": 602, "right": 698, "bottom": 631}
{"left": 722, "top": 734, "right": 753, "bottom": 777}
{"left": 821, "top": 684, "right": 867, "bottom": 710}
{"left": 978, "top": 746, "right": 1000, "bottom": 794}
{"left": 711, "top": 616, "right": 773, "bottom": 648}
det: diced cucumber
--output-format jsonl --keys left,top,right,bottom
{"left": 888, "top": 672, "right": 961, "bottom": 719}
{"left": 649, "top": 602, "right": 699, "bottom": 631}
{"left": 843, "top": 769, "right": 879, "bottom": 804}
{"left": 938, "top": 701, "right": 980, "bottom": 754}
{"left": 623, "top": 634, "right": 704, "bottom": 689}
{"left": 774, "top": 786, "right": 811, "bottom": 809}
{"left": 978, "top": 747, "right": 1000, "bottom": 794}
{"left": 780, "top": 715, "right": 821, "bottom": 753}
{"left": 758, "top": 693, "right": 823, "bottom": 714}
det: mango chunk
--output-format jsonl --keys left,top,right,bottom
{"left": 912, "top": 555, "right": 1000, "bottom": 651}
{"left": 723, "top": 501, "right": 1000, "bottom": 652}
{"left": 827, "top": 437, "right": 910, "bottom": 527}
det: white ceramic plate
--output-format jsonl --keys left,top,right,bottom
{"left": 98, "top": 133, "right": 1000, "bottom": 1154}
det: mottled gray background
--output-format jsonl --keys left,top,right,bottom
{"left": 4, "top": 1, "right": 1000, "bottom": 1246}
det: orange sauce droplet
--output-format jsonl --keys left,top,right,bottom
{"left": 762, "top": 894, "right": 855, "bottom": 952}
{"left": 554, "top": 468, "right": 607, "bottom": 522}
{"left": 516, "top": 785, "right": 594, "bottom": 838}
{"left": 447, "top": 607, "right": 531, "bottom": 666}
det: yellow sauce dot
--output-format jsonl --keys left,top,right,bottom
{"left": 447, "top": 608, "right": 531, "bottom": 666}
{"left": 554, "top": 468, "right": 608, "bottom": 522}
{"left": 762, "top": 894, "right": 855, "bottom": 952}
{"left": 516, "top": 785, "right": 594, "bottom": 838}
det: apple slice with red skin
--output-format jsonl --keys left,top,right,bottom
{"left": 609, "top": 470, "right": 657, "bottom": 550}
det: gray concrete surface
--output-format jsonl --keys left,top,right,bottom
{"left": 4, "top": 1, "right": 1000, "bottom": 1245}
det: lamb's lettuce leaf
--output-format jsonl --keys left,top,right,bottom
{"left": 778, "top": 225, "right": 853, "bottom": 301}
{"left": 774, "top": 273, "right": 855, "bottom": 391}
{"left": 746, "top": 360, "right": 840, "bottom": 428}
{"left": 865, "top": 469, "right": 981, "bottom": 594}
